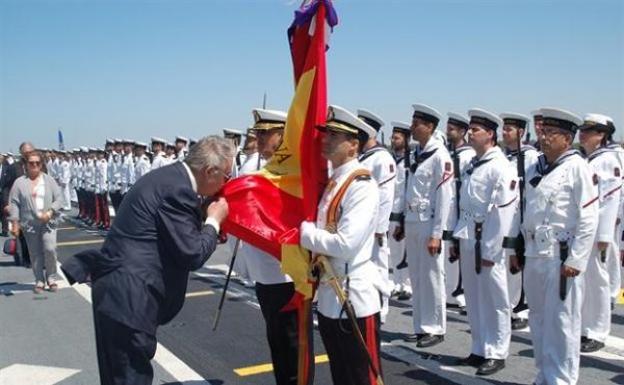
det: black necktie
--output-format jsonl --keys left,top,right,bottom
{"left": 466, "top": 156, "right": 493, "bottom": 175}
{"left": 410, "top": 148, "right": 438, "bottom": 174}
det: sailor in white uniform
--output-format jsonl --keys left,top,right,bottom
{"left": 389, "top": 121, "right": 413, "bottom": 300}
{"left": 578, "top": 113, "right": 621, "bottom": 353}
{"left": 396, "top": 104, "right": 454, "bottom": 348}
{"left": 356, "top": 108, "right": 396, "bottom": 323}
{"left": 150, "top": 137, "right": 167, "bottom": 171}
{"left": 444, "top": 112, "right": 475, "bottom": 311}
{"left": 452, "top": 108, "right": 518, "bottom": 376}
{"left": 522, "top": 108, "right": 598, "bottom": 385}
{"left": 500, "top": 112, "right": 540, "bottom": 331}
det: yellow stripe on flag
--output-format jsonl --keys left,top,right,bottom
{"left": 617, "top": 288, "right": 624, "bottom": 305}
{"left": 234, "top": 354, "right": 328, "bottom": 377}
{"left": 281, "top": 243, "right": 313, "bottom": 300}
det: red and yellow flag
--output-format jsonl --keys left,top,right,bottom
{"left": 221, "top": 1, "right": 338, "bottom": 306}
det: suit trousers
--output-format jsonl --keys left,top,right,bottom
{"left": 256, "top": 282, "right": 312, "bottom": 385}
{"left": 23, "top": 225, "right": 57, "bottom": 284}
{"left": 93, "top": 311, "right": 157, "bottom": 385}
{"left": 318, "top": 312, "right": 382, "bottom": 385}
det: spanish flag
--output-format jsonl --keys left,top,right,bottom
{"left": 221, "top": 0, "right": 337, "bottom": 305}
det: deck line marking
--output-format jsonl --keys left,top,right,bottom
{"left": 234, "top": 354, "right": 329, "bottom": 377}
{"left": 57, "top": 239, "right": 104, "bottom": 247}
{"left": 185, "top": 290, "right": 215, "bottom": 298}
{"left": 55, "top": 262, "right": 216, "bottom": 385}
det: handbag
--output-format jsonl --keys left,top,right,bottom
{"left": 3, "top": 237, "right": 17, "bottom": 256}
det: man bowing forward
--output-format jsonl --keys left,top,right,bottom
{"left": 63, "top": 136, "right": 233, "bottom": 385}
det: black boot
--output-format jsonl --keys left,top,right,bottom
{"left": 476, "top": 359, "right": 505, "bottom": 375}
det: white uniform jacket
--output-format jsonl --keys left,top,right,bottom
{"left": 151, "top": 151, "right": 167, "bottom": 171}
{"left": 300, "top": 158, "right": 381, "bottom": 319}
{"left": 359, "top": 144, "right": 396, "bottom": 234}
{"left": 587, "top": 147, "right": 622, "bottom": 244}
{"left": 121, "top": 153, "right": 135, "bottom": 194}
{"left": 84, "top": 159, "right": 96, "bottom": 192}
{"left": 453, "top": 146, "right": 519, "bottom": 263}
{"left": 522, "top": 150, "right": 599, "bottom": 272}
{"left": 134, "top": 155, "right": 151, "bottom": 181}
{"left": 95, "top": 159, "right": 108, "bottom": 194}
{"left": 401, "top": 138, "right": 454, "bottom": 239}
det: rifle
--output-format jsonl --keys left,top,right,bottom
{"left": 212, "top": 238, "right": 241, "bottom": 331}
{"left": 395, "top": 133, "right": 411, "bottom": 270}
{"left": 447, "top": 144, "right": 462, "bottom": 263}
{"left": 315, "top": 255, "right": 385, "bottom": 385}
{"left": 512, "top": 128, "right": 526, "bottom": 273}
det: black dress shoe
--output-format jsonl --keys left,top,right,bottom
{"left": 455, "top": 354, "right": 485, "bottom": 367}
{"left": 581, "top": 339, "right": 605, "bottom": 353}
{"left": 403, "top": 333, "right": 424, "bottom": 342}
{"left": 397, "top": 291, "right": 412, "bottom": 301}
{"left": 459, "top": 306, "right": 467, "bottom": 316}
{"left": 476, "top": 359, "right": 505, "bottom": 376}
{"left": 418, "top": 334, "right": 444, "bottom": 348}
{"left": 511, "top": 318, "right": 528, "bottom": 330}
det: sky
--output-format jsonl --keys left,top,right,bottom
{"left": 1, "top": 0, "right": 623, "bottom": 152}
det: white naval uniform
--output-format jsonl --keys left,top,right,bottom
{"left": 453, "top": 146, "right": 518, "bottom": 360}
{"left": 59, "top": 160, "right": 72, "bottom": 210}
{"left": 401, "top": 138, "right": 454, "bottom": 335}
{"left": 505, "top": 144, "right": 540, "bottom": 320}
{"left": 84, "top": 159, "right": 96, "bottom": 193}
{"left": 358, "top": 144, "right": 396, "bottom": 322}
{"left": 46, "top": 159, "right": 55, "bottom": 180}
{"left": 121, "top": 153, "right": 135, "bottom": 194}
{"left": 610, "top": 144, "right": 624, "bottom": 302}
{"left": 95, "top": 159, "right": 108, "bottom": 195}
{"left": 581, "top": 147, "right": 621, "bottom": 343}
{"left": 523, "top": 150, "right": 598, "bottom": 385}
{"left": 70, "top": 159, "right": 79, "bottom": 202}
{"left": 151, "top": 151, "right": 167, "bottom": 171}
{"left": 300, "top": 158, "right": 382, "bottom": 319}
{"left": 236, "top": 152, "right": 291, "bottom": 285}
{"left": 177, "top": 149, "right": 187, "bottom": 162}
{"left": 445, "top": 144, "right": 475, "bottom": 307}
{"left": 109, "top": 152, "right": 123, "bottom": 194}
{"left": 389, "top": 151, "right": 410, "bottom": 294}
{"left": 134, "top": 154, "right": 151, "bottom": 181}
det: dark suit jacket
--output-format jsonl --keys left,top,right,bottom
{"left": 2, "top": 161, "right": 25, "bottom": 208}
{"left": 63, "top": 162, "right": 218, "bottom": 335}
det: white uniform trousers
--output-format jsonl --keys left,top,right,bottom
{"left": 388, "top": 222, "right": 411, "bottom": 293}
{"left": 525, "top": 257, "right": 583, "bottom": 385}
{"left": 609, "top": 225, "right": 622, "bottom": 302}
{"left": 459, "top": 238, "right": 511, "bottom": 359}
{"left": 62, "top": 184, "right": 72, "bottom": 210}
{"left": 372, "top": 234, "right": 392, "bottom": 323}
{"left": 444, "top": 248, "right": 465, "bottom": 307}
{"left": 581, "top": 244, "right": 612, "bottom": 342}
{"left": 406, "top": 222, "right": 446, "bottom": 335}
{"left": 507, "top": 268, "right": 529, "bottom": 319}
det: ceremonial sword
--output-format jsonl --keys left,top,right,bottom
{"left": 212, "top": 237, "right": 241, "bottom": 331}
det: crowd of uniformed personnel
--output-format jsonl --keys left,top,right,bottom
{"left": 1, "top": 105, "right": 622, "bottom": 385}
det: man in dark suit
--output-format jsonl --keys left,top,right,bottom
{"left": 0, "top": 154, "right": 9, "bottom": 236}
{"left": 63, "top": 136, "right": 234, "bottom": 385}
{"left": 3, "top": 142, "right": 35, "bottom": 265}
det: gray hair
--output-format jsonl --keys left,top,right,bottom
{"left": 184, "top": 135, "right": 235, "bottom": 171}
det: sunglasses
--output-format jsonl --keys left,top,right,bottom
{"left": 28, "top": 161, "right": 41, "bottom": 166}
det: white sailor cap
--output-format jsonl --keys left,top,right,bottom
{"left": 166, "top": 142, "right": 175, "bottom": 148}
{"left": 357, "top": 109, "right": 384, "bottom": 132}
{"left": 88, "top": 147, "right": 97, "bottom": 152}
{"left": 468, "top": 108, "right": 503, "bottom": 131}
{"left": 222, "top": 128, "right": 244, "bottom": 137}
{"left": 175, "top": 136, "right": 188, "bottom": 143}
{"left": 391, "top": 121, "right": 411, "bottom": 134}
{"left": 80, "top": 146, "right": 88, "bottom": 152}
{"left": 447, "top": 112, "right": 470, "bottom": 130}
{"left": 319, "top": 105, "right": 376, "bottom": 140}
{"left": 251, "top": 109, "right": 287, "bottom": 131}
{"left": 113, "top": 138, "right": 123, "bottom": 144}
{"left": 412, "top": 104, "right": 442, "bottom": 126}
{"left": 135, "top": 141, "right": 148, "bottom": 148}
{"left": 122, "top": 139, "right": 135, "bottom": 145}
{"left": 531, "top": 109, "right": 544, "bottom": 120}
{"left": 500, "top": 112, "right": 530, "bottom": 129}
{"left": 73, "top": 148, "right": 80, "bottom": 152}
{"left": 151, "top": 137, "right": 166, "bottom": 144}
{"left": 539, "top": 107, "right": 583, "bottom": 133}
{"left": 105, "top": 138, "right": 114, "bottom": 144}
{"left": 578, "top": 113, "right": 615, "bottom": 134}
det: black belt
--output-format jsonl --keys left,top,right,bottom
{"left": 475, "top": 223, "right": 483, "bottom": 275}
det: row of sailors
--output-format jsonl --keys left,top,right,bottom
{"left": 228, "top": 105, "right": 620, "bottom": 385}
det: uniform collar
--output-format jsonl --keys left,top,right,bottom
{"left": 420, "top": 137, "right": 443, "bottom": 153}
{"left": 330, "top": 158, "right": 359, "bottom": 181}
{"left": 181, "top": 162, "right": 198, "bottom": 193}
{"left": 478, "top": 146, "right": 501, "bottom": 161}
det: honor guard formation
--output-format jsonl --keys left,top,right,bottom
{"left": 1, "top": 105, "right": 623, "bottom": 385}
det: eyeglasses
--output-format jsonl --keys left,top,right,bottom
{"left": 214, "top": 167, "right": 232, "bottom": 182}
{"left": 28, "top": 161, "right": 41, "bottom": 166}
{"left": 541, "top": 127, "right": 567, "bottom": 137}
